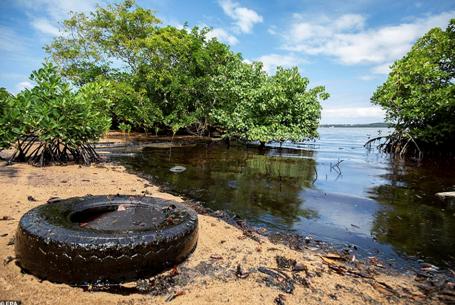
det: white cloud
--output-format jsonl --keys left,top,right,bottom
{"left": 255, "top": 54, "right": 306, "bottom": 74}
{"left": 17, "top": 0, "right": 97, "bottom": 21}
{"left": 219, "top": 0, "right": 263, "bottom": 33}
{"left": 206, "top": 28, "right": 239, "bottom": 45}
{"left": 0, "top": 26, "right": 25, "bottom": 53}
{"left": 371, "top": 62, "right": 392, "bottom": 74}
{"left": 358, "top": 75, "right": 375, "bottom": 81}
{"left": 322, "top": 106, "right": 385, "bottom": 120}
{"left": 284, "top": 11, "right": 455, "bottom": 66}
{"left": 31, "top": 18, "right": 60, "bottom": 36}
{"left": 16, "top": 81, "right": 34, "bottom": 92}
{"left": 16, "top": 0, "right": 97, "bottom": 38}
{"left": 268, "top": 25, "right": 277, "bottom": 35}
{"left": 0, "top": 26, "right": 39, "bottom": 65}
{"left": 333, "top": 14, "right": 365, "bottom": 31}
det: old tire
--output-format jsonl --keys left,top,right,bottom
{"left": 15, "top": 195, "right": 198, "bottom": 284}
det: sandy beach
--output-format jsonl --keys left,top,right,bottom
{"left": 0, "top": 161, "right": 443, "bottom": 304}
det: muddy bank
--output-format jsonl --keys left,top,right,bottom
{"left": 0, "top": 161, "right": 453, "bottom": 304}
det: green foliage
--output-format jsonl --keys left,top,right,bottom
{"left": 23, "top": 63, "right": 111, "bottom": 145}
{"left": 45, "top": 0, "right": 329, "bottom": 143}
{"left": 118, "top": 122, "right": 132, "bottom": 134}
{"left": 142, "top": 26, "right": 239, "bottom": 136}
{"left": 0, "top": 87, "right": 10, "bottom": 101}
{"left": 0, "top": 87, "right": 20, "bottom": 150}
{"left": 0, "top": 63, "right": 112, "bottom": 165}
{"left": 0, "top": 87, "right": 12, "bottom": 124}
{"left": 372, "top": 19, "right": 455, "bottom": 151}
{"left": 45, "top": 0, "right": 160, "bottom": 85}
{"left": 250, "top": 67, "right": 328, "bottom": 142}
{"left": 93, "top": 80, "right": 162, "bottom": 132}
{"left": 210, "top": 63, "right": 329, "bottom": 142}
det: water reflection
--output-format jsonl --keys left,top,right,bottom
{"left": 128, "top": 144, "right": 319, "bottom": 230}
{"left": 369, "top": 160, "right": 455, "bottom": 266}
{"left": 114, "top": 128, "right": 455, "bottom": 268}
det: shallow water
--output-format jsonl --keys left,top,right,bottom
{"left": 113, "top": 128, "right": 455, "bottom": 269}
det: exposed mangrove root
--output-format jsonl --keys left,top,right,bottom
{"left": 7, "top": 136, "right": 101, "bottom": 166}
{"left": 364, "top": 132, "right": 423, "bottom": 160}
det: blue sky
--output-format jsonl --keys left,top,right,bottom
{"left": 0, "top": 0, "right": 454, "bottom": 124}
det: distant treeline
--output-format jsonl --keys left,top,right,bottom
{"left": 320, "top": 123, "right": 389, "bottom": 128}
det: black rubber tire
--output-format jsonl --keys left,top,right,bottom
{"left": 15, "top": 195, "right": 198, "bottom": 284}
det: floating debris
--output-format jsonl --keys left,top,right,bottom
{"left": 227, "top": 180, "right": 238, "bottom": 189}
{"left": 169, "top": 166, "right": 186, "bottom": 173}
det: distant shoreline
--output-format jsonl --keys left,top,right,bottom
{"left": 320, "top": 122, "right": 389, "bottom": 128}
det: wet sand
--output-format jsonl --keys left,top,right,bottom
{"left": 0, "top": 160, "right": 443, "bottom": 304}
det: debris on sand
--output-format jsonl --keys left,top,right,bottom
{"left": 236, "top": 264, "right": 250, "bottom": 279}
{"left": 274, "top": 294, "right": 286, "bottom": 305}
{"left": 420, "top": 263, "right": 439, "bottom": 273}
{"left": 292, "top": 263, "right": 308, "bottom": 273}
{"left": 414, "top": 271, "right": 455, "bottom": 304}
{"left": 322, "top": 257, "right": 372, "bottom": 279}
{"left": 47, "top": 197, "right": 62, "bottom": 204}
{"left": 275, "top": 256, "right": 297, "bottom": 269}
{"left": 7, "top": 236, "right": 15, "bottom": 246}
{"left": 258, "top": 267, "right": 295, "bottom": 294}
{"left": 3, "top": 255, "right": 14, "bottom": 265}
{"left": 27, "top": 195, "right": 37, "bottom": 202}
{"left": 1, "top": 216, "right": 14, "bottom": 221}
{"left": 323, "top": 252, "right": 344, "bottom": 260}
{"left": 165, "top": 289, "right": 185, "bottom": 302}
{"left": 292, "top": 273, "right": 311, "bottom": 288}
